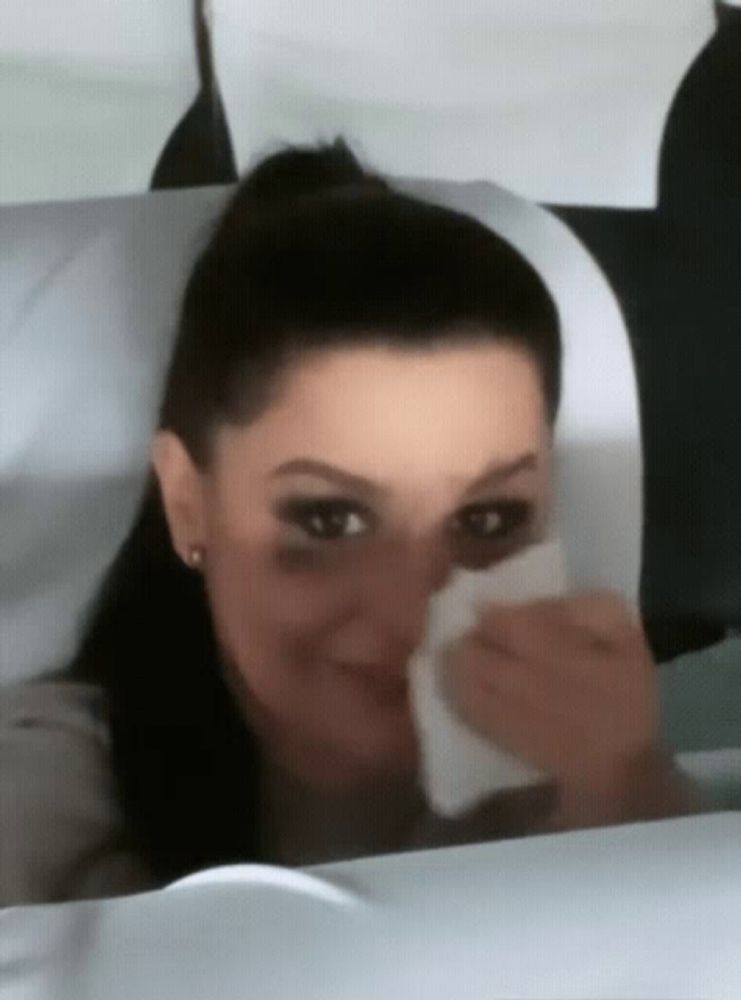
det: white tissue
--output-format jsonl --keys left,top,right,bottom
{"left": 409, "top": 537, "right": 569, "bottom": 817}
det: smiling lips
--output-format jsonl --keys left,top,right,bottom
{"left": 333, "top": 662, "right": 410, "bottom": 706}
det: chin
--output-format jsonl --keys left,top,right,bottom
{"left": 338, "top": 714, "right": 420, "bottom": 778}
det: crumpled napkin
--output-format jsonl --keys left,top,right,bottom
{"left": 409, "top": 537, "right": 569, "bottom": 817}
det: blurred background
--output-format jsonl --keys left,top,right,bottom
{"left": 2, "top": 0, "right": 740, "bottom": 663}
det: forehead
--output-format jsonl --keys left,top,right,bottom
{"left": 214, "top": 340, "right": 549, "bottom": 484}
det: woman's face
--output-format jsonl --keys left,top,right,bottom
{"left": 155, "top": 338, "right": 553, "bottom": 788}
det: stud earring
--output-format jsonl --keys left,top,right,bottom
{"left": 187, "top": 545, "right": 205, "bottom": 571}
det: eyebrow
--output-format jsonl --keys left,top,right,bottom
{"left": 269, "top": 453, "right": 538, "bottom": 500}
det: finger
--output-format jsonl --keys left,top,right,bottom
{"left": 475, "top": 592, "right": 642, "bottom": 663}
{"left": 473, "top": 599, "right": 573, "bottom": 661}
{"left": 446, "top": 634, "right": 544, "bottom": 706}
{"left": 448, "top": 637, "right": 587, "bottom": 749}
{"left": 448, "top": 646, "right": 588, "bottom": 778}
{"left": 472, "top": 600, "right": 609, "bottom": 680}
{"left": 457, "top": 632, "right": 590, "bottom": 716}
{"left": 466, "top": 609, "right": 646, "bottom": 718}
{"left": 563, "top": 591, "right": 644, "bottom": 647}
{"left": 447, "top": 638, "right": 659, "bottom": 786}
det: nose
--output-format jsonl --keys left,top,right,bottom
{"left": 359, "top": 541, "right": 453, "bottom": 655}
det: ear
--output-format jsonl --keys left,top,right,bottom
{"left": 151, "top": 431, "right": 207, "bottom": 563}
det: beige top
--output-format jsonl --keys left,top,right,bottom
{"left": 0, "top": 680, "right": 553, "bottom": 907}
{"left": 0, "top": 681, "right": 155, "bottom": 907}
{"left": 3, "top": 639, "right": 739, "bottom": 908}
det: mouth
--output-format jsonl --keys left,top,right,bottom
{"left": 332, "top": 662, "right": 410, "bottom": 708}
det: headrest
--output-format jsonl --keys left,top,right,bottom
{"left": 210, "top": 0, "right": 713, "bottom": 207}
{"left": 0, "top": 0, "right": 198, "bottom": 205}
{"left": 0, "top": 180, "right": 639, "bottom": 684}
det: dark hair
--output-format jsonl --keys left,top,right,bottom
{"left": 69, "top": 137, "right": 561, "bottom": 884}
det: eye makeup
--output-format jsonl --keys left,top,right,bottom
{"left": 272, "top": 493, "right": 538, "bottom": 559}
{"left": 272, "top": 495, "right": 375, "bottom": 573}
{"left": 452, "top": 499, "right": 533, "bottom": 540}
{"left": 273, "top": 496, "right": 378, "bottom": 542}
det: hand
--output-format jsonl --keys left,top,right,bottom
{"left": 444, "top": 591, "right": 698, "bottom": 830}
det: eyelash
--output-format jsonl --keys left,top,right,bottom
{"left": 274, "top": 496, "right": 533, "bottom": 545}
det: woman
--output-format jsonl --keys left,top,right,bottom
{"left": 1, "top": 137, "right": 704, "bottom": 907}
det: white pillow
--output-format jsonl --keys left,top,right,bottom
{"left": 3, "top": 814, "right": 741, "bottom": 998}
{"left": 0, "top": 187, "right": 231, "bottom": 683}
{"left": 0, "top": 179, "right": 640, "bottom": 684}
{"left": 211, "top": 0, "right": 714, "bottom": 207}
{"left": 0, "top": 0, "right": 198, "bottom": 206}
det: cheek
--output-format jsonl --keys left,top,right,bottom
{"left": 203, "top": 537, "right": 342, "bottom": 694}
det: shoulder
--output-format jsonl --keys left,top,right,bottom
{"left": 0, "top": 679, "right": 157, "bottom": 906}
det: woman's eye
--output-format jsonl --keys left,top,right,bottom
{"left": 275, "top": 496, "right": 533, "bottom": 547}
{"left": 276, "top": 498, "right": 375, "bottom": 541}
{"left": 453, "top": 501, "right": 532, "bottom": 541}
